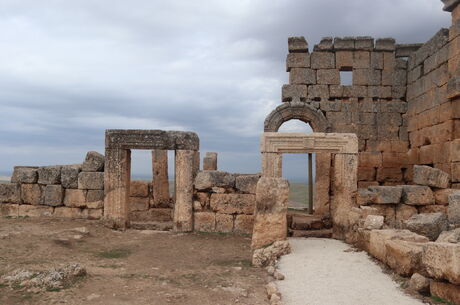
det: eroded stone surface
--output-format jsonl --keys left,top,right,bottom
{"left": 404, "top": 213, "right": 449, "bottom": 241}
{"left": 413, "top": 165, "right": 450, "bottom": 189}
{"left": 82, "top": 151, "right": 105, "bottom": 172}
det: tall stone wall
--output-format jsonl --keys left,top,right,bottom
{"left": 405, "top": 11, "right": 460, "bottom": 187}
{"left": 283, "top": 36, "right": 409, "bottom": 187}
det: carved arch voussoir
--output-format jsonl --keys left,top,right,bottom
{"left": 263, "top": 101, "right": 331, "bottom": 132}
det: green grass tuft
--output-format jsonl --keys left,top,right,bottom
{"left": 97, "top": 248, "right": 132, "bottom": 259}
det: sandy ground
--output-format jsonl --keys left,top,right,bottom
{"left": 0, "top": 217, "right": 269, "bottom": 305}
{"left": 277, "top": 238, "right": 426, "bottom": 305}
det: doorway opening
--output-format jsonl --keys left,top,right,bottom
{"left": 278, "top": 120, "right": 315, "bottom": 213}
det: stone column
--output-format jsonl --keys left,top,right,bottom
{"left": 261, "top": 153, "right": 282, "bottom": 177}
{"left": 103, "top": 148, "right": 131, "bottom": 229}
{"left": 331, "top": 153, "right": 358, "bottom": 239}
{"left": 203, "top": 152, "right": 217, "bottom": 170}
{"left": 251, "top": 177, "right": 289, "bottom": 249}
{"left": 174, "top": 150, "right": 194, "bottom": 232}
{"left": 314, "top": 152, "right": 331, "bottom": 216}
{"left": 152, "top": 150, "right": 170, "bottom": 207}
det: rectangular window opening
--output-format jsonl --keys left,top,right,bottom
{"left": 340, "top": 71, "right": 353, "bottom": 86}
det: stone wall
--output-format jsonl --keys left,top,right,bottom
{"left": 283, "top": 36, "right": 409, "bottom": 187}
{"left": 193, "top": 171, "right": 260, "bottom": 234}
{"left": 0, "top": 151, "right": 105, "bottom": 220}
{"left": 405, "top": 28, "right": 460, "bottom": 185}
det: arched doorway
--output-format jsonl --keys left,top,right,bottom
{"left": 262, "top": 101, "right": 332, "bottom": 216}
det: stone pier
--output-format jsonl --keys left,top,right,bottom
{"left": 203, "top": 152, "right": 218, "bottom": 170}
{"left": 152, "top": 150, "right": 170, "bottom": 207}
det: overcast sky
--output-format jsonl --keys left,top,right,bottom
{"left": 0, "top": 0, "right": 450, "bottom": 180}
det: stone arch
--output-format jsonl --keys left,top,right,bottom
{"left": 264, "top": 101, "right": 331, "bottom": 132}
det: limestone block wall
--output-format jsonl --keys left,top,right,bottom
{"left": 193, "top": 171, "right": 260, "bottom": 234}
{"left": 283, "top": 36, "right": 410, "bottom": 187}
{"left": 405, "top": 18, "right": 460, "bottom": 188}
{"left": 0, "top": 151, "right": 105, "bottom": 220}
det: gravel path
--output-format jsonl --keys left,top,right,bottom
{"left": 277, "top": 238, "right": 426, "bottom": 305}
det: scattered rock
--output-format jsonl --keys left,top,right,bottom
{"left": 437, "top": 228, "right": 460, "bottom": 243}
{"left": 409, "top": 273, "right": 429, "bottom": 292}
{"left": 0, "top": 263, "right": 86, "bottom": 290}
{"left": 252, "top": 240, "right": 291, "bottom": 267}
{"left": 86, "top": 293, "right": 101, "bottom": 301}
{"left": 363, "top": 215, "right": 384, "bottom": 230}
{"left": 266, "top": 266, "right": 275, "bottom": 276}
{"left": 273, "top": 271, "right": 285, "bottom": 280}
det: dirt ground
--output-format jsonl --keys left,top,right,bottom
{"left": 0, "top": 217, "right": 269, "bottom": 305}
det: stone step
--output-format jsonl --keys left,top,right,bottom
{"left": 287, "top": 213, "right": 332, "bottom": 230}
{"left": 130, "top": 208, "right": 173, "bottom": 222}
{"left": 289, "top": 229, "right": 333, "bottom": 238}
{"left": 130, "top": 221, "right": 173, "bottom": 231}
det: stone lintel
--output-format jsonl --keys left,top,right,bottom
{"left": 395, "top": 43, "right": 423, "bottom": 58}
{"left": 105, "top": 129, "right": 199, "bottom": 150}
{"left": 260, "top": 132, "right": 358, "bottom": 154}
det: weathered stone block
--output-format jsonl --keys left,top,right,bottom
{"left": 395, "top": 204, "right": 418, "bottom": 227}
{"left": 281, "top": 84, "right": 308, "bottom": 102}
{"left": 86, "top": 200, "right": 103, "bottom": 209}
{"left": 43, "top": 185, "right": 64, "bottom": 207}
{"left": 129, "top": 197, "right": 149, "bottom": 211}
{"left": 437, "top": 228, "right": 460, "bottom": 243}
{"left": 404, "top": 213, "right": 449, "bottom": 241}
{"left": 251, "top": 177, "right": 289, "bottom": 249}
{"left": 316, "top": 69, "right": 340, "bottom": 85}
{"left": 11, "top": 166, "right": 38, "bottom": 184}
{"left": 367, "top": 186, "right": 402, "bottom": 204}
{"left": 235, "top": 174, "right": 260, "bottom": 194}
{"left": 130, "top": 180, "right": 149, "bottom": 197}
{"left": 335, "top": 51, "right": 353, "bottom": 69}
{"left": 313, "top": 37, "right": 333, "bottom": 51}
{"left": 355, "top": 36, "right": 374, "bottom": 50}
{"left": 401, "top": 185, "right": 434, "bottom": 205}
{"left": 203, "top": 152, "right": 218, "bottom": 171}
{"left": 308, "top": 84, "right": 329, "bottom": 99}
{"left": 423, "top": 242, "right": 460, "bottom": 285}
{"left": 37, "top": 165, "right": 61, "bottom": 185}
{"left": 86, "top": 190, "right": 104, "bottom": 203}
{"left": 194, "top": 171, "right": 235, "bottom": 190}
{"left": 288, "top": 36, "right": 308, "bottom": 53}
{"left": 364, "top": 215, "right": 384, "bottom": 230}
{"left": 289, "top": 68, "right": 316, "bottom": 85}
{"left": 369, "top": 229, "right": 429, "bottom": 262}
{"left": 334, "top": 37, "right": 355, "bottom": 50}
{"left": 210, "top": 193, "right": 255, "bottom": 215}
{"left": 413, "top": 165, "right": 450, "bottom": 188}
{"left": 215, "top": 213, "right": 233, "bottom": 233}
{"left": 448, "top": 192, "right": 460, "bottom": 224}
{"left": 0, "top": 183, "right": 21, "bottom": 203}
{"left": 61, "top": 164, "right": 81, "bottom": 189}
{"left": 234, "top": 214, "right": 254, "bottom": 234}
{"left": 63, "top": 189, "right": 87, "bottom": 208}
{"left": 87, "top": 208, "right": 103, "bottom": 220}
{"left": 286, "top": 53, "right": 310, "bottom": 71}
{"left": 54, "top": 207, "right": 86, "bottom": 218}
{"left": 353, "top": 51, "right": 370, "bottom": 68}
{"left": 358, "top": 152, "right": 382, "bottom": 167}
{"left": 430, "top": 280, "right": 460, "bottom": 305}
{"left": 385, "top": 240, "right": 425, "bottom": 276}
{"left": 130, "top": 208, "right": 172, "bottom": 222}
{"left": 193, "top": 212, "right": 215, "bottom": 232}
{"left": 0, "top": 204, "right": 19, "bottom": 217}
{"left": 78, "top": 172, "right": 104, "bottom": 190}
{"left": 18, "top": 205, "right": 53, "bottom": 217}
{"left": 370, "top": 52, "right": 384, "bottom": 69}
{"left": 409, "top": 273, "right": 430, "bottom": 292}
{"left": 21, "top": 184, "right": 42, "bottom": 205}
{"left": 375, "top": 38, "right": 396, "bottom": 51}
{"left": 82, "top": 151, "right": 105, "bottom": 172}
{"left": 310, "top": 52, "right": 335, "bottom": 69}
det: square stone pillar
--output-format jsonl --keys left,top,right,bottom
{"left": 251, "top": 177, "right": 289, "bottom": 249}
{"left": 103, "top": 148, "right": 131, "bottom": 229}
{"left": 203, "top": 152, "right": 217, "bottom": 170}
{"left": 261, "top": 153, "right": 283, "bottom": 177}
{"left": 331, "top": 153, "right": 358, "bottom": 239}
{"left": 152, "top": 150, "right": 170, "bottom": 207}
{"left": 174, "top": 150, "right": 194, "bottom": 231}
{"left": 314, "top": 152, "right": 331, "bottom": 216}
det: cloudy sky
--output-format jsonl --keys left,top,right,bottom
{"left": 0, "top": 0, "right": 450, "bottom": 180}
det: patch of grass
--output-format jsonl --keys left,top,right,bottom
{"left": 21, "top": 294, "right": 33, "bottom": 300}
{"left": 0, "top": 283, "right": 7, "bottom": 288}
{"left": 98, "top": 263, "right": 123, "bottom": 269}
{"left": 431, "top": 296, "right": 455, "bottom": 304}
{"left": 97, "top": 248, "right": 132, "bottom": 259}
{"left": 214, "top": 259, "right": 252, "bottom": 268}
{"left": 46, "top": 287, "right": 61, "bottom": 292}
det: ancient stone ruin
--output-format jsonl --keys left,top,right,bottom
{"left": 2, "top": 0, "right": 460, "bottom": 304}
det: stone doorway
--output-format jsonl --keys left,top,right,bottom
{"left": 260, "top": 132, "right": 358, "bottom": 237}
{"left": 103, "top": 129, "right": 199, "bottom": 230}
